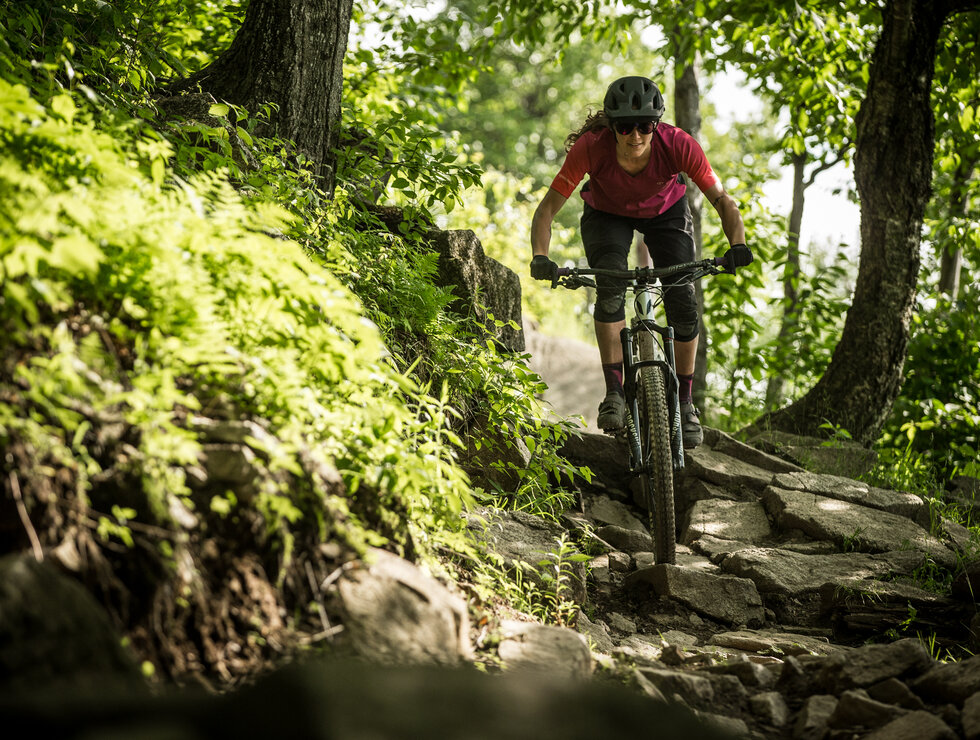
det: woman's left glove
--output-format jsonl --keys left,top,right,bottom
{"left": 722, "top": 244, "right": 754, "bottom": 274}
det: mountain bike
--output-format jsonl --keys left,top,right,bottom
{"left": 552, "top": 247, "right": 750, "bottom": 564}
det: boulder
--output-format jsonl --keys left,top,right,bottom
{"left": 762, "top": 486, "right": 954, "bottom": 567}
{"left": 827, "top": 688, "right": 907, "bottom": 729}
{"left": 585, "top": 494, "right": 647, "bottom": 532}
{"left": 681, "top": 499, "right": 772, "bottom": 546}
{"left": 862, "top": 711, "right": 958, "bottom": 740}
{"left": 683, "top": 446, "right": 775, "bottom": 492}
{"left": 911, "top": 653, "right": 980, "bottom": 705}
{"left": 963, "top": 691, "right": 980, "bottom": 740}
{"left": 428, "top": 229, "right": 524, "bottom": 352}
{"left": 497, "top": 620, "right": 592, "bottom": 679}
{"left": 0, "top": 554, "right": 142, "bottom": 691}
{"left": 627, "top": 564, "right": 764, "bottom": 627}
{"left": 703, "top": 427, "right": 805, "bottom": 474}
{"left": 749, "top": 691, "right": 790, "bottom": 727}
{"left": 771, "top": 471, "right": 927, "bottom": 525}
{"left": 793, "top": 694, "right": 838, "bottom": 740}
{"left": 468, "top": 508, "right": 587, "bottom": 603}
{"left": 719, "top": 546, "right": 922, "bottom": 597}
{"left": 558, "top": 430, "right": 631, "bottom": 493}
{"left": 817, "top": 639, "right": 934, "bottom": 693}
{"left": 335, "top": 548, "right": 473, "bottom": 666}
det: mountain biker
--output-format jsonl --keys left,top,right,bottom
{"left": 529, "top": 75, "right": 751, "bottom": 449}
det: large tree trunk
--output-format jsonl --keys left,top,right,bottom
{"left": 764, "top": 152, "right": 805, "bottom": 411}
{"left": 673, "top": 60, "right": 707, "bottom": 409}
{"left": 759, "top": 0, "right": 948, "bottom": 444}
{"left": 172, "top": 0, "right": 353, "bottom": 193}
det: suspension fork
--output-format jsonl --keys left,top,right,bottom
{"left": 620, "top": 327, "right": 643, "bottom": 469}
{"left": 634, "top": 321, "right": 686, "bottom": 471}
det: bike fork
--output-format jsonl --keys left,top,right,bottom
{"left": 620, "top": 327, "right": 643, "bottom": 468}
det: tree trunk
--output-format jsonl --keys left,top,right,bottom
{"left": 764, "top": 152, "right": 805, "bottom": 411}
{"left": 172, "top": 0, "right": 353, "bottom": 193}
{"left": 673, "top": 59, "right": 707, "bottom": 409}
{"left": 759, "top": 0, "right": 947, "bottom": 444}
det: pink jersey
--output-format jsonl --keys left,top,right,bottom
{"left": 550, "top": 124, "right": 720, "bottom": 218}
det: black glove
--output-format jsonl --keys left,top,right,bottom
{"left": 722, "top": 244, "right": 754, "bottom": 274}
{"left": 530, "top": 254, "right": 558, "bottom": 283}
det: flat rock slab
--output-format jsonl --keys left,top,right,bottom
{"left": 498, "top": 620, "right": 593, "bottom": 679}
{"left": 772, "top": 471, "right": 927, "bottom": 525}
{"left": 684, "top": 447, "right": 775, "bottom": 492}
{"left": 585, "top": 494, "right": 647, "bottom": 533}
{"left": 708, "top": 629, "right": 845, "bottom": 657}
{"left": 627, "top": 564, "right": 764, "bottom": 627}
{"left": 719, "top": 547, "right": 927, "bottom": 596}
{"left": 681, "top": 499, "right": 772, "bottom": 546}
{"left": 690, "top": 534, "right": 756, "bottom": 563}
{"left": 762, "top": 487, "right": 954, "bottom": 567}
{"left": 703, "top": 427, "right": 805, "bottom": 474}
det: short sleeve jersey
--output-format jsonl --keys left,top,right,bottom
{"left": 550, "top": 124, "right": 721, "bottom": 218}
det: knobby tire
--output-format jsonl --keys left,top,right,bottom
{"left": 636, "top": 331, "right": 676, "bottom": 565}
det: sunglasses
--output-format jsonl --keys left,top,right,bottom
{"left": 613, "top": 120, "right": 658, "bottom": 135}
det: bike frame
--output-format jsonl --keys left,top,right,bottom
{"left": 554, "top": 255, "right": 729, "bottom": 473}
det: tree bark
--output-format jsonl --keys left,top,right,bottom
{"left": 758, "top": 0, "right": 948, "bottom": 444}
{"left": 764, "top": 152, "right": 805, "bottom": 411}
{"left": 673, "top": 59, "right": 707, "bottom": 409}
{"left": 171, "top": 0, "right": 353, "bottom": 193}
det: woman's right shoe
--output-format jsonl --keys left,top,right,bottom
{"left": 597, "top": 392, "right": 626, "bottom": 431}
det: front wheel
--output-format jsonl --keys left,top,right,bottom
{"left": 635, "top": 332, "right": 676, "bottom": 565}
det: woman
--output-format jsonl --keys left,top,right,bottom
{"left": 529, "top": 76, "right": 751, "bottom": 448}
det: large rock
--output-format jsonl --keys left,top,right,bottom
{"left": 627, "top": 564, "right": 764, "bottom": 627}
{"left": 771, "top": 471, "right": 927, "bottom": 525}
{"left": 0, "top": 554, "right": 142, "bottom": 691}
{"left": 468, "top": 508, "right": 587, "bottom": 603}
{"left": 762, "top": 486, "right": 954, "bottom": 567}
{"left": 863, "top": 711, "right": 958, "bottom": 740}
{"left": 911, "top": 653, "right": 980, "bottom": 705}
{"left": 745, "top": 429, "right": 878, "bottom": 478}
{"left": 428, "top": 229, "right": 524, "bottom": 353}
{"left": 719, "top": 547, "right": 925, "bottom": 596}
{"left": 558, "top": 429, "right": 631, "bottom": 493}
{"left": 335, "top": 549, "right": 473, "bottom": 665}
{"left": 817, "top": 639, "right": 934, "bottom": 692}
{"left": 702, "top": 427, "right": 805, "bottom": 474}
{"left": 585, "top": 494, "right": 647, "bottom": 533}
{"left": 497, "top": 620, "right": 592, "bottom": 679}
{"left": 683, "top": 447, "right": 775, "bottom": 492}
{"left": 681, "top": 499, "right": 772, "bottom": 546}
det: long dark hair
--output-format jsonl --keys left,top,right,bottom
{"left": 564, "top": 110, "right": 609, "bottom": 152}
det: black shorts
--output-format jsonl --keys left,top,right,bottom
{"left": 580, "top": 195, "right": 700, "bottom": 340}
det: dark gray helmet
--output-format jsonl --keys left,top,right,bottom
{"left": 603, "top": 76, "right": 665, "bottom": 120}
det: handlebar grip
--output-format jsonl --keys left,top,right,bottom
{"left": 556, "top": 267, "right": 572, "bottom": 277}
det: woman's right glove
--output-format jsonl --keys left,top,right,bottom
{"left": 530, "top": 254, "right": 558, "bottom": 283}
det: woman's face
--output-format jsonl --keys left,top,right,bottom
{"left": 613, "top": 120, "right": 657, "bottom": 157}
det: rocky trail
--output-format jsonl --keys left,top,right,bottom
{"left": 3, "top": 326, "right": 980, "bottom": 739}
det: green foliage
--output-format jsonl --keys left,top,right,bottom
{"left": 0, "top": 74, "right": 479, "bottom": 560}
{"left": 878, "top": 290, "right": 980, "bottom": 481}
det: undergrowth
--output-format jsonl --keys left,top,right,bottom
{"left": 0, "top": 0, "right": 591, "bottom": 684}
